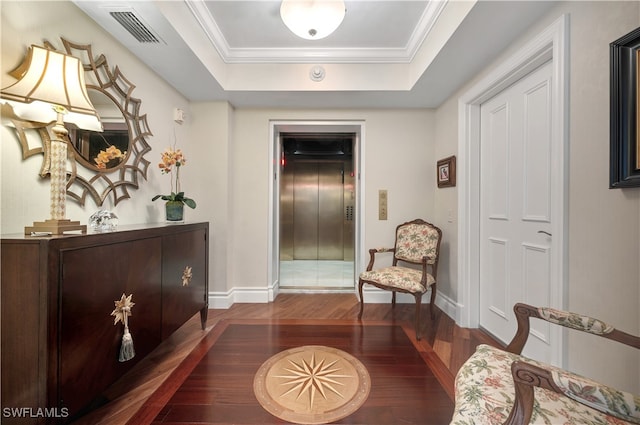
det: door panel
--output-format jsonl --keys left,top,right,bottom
{"left": 318, "top": 162, "right": 344, "bottom": 260}
{"left": 290, "top": 161, "right": 346, "bottom": 261}
{"left": 293, "top": 162, "right": 320, "bottom": 259}
{"left": 522, "top": 243, "right": 551, "bottom": 344}
{"left": 162, "top": 229, "right": 207, "bottom": 339}
{"left": 59, "top": 238, "right": 162, "bottom": 415}
{"left": 480, "top": 60, "right": 554, "bottom": 362}
{"left": 486, "top": 237, "right": 509, "bottom": 323}
{"left": 487, "top": 102, "right": 510, "bottom": 220}
{"left": 523, "top": 80, "right": 552, "bottom": 222}
{"left": 480, "top": 97, "right": 513, "bottom": 343}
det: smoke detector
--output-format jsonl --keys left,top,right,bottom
{"left": 309, "top": 66, "right": 326, "bottom": 82}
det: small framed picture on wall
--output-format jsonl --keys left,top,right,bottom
{"left": 437, "top": 155, "right": 456, "bottom": 188}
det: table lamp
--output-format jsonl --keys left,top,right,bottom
{"left": 1, "top": 45, "right": 102, "bottom": 235}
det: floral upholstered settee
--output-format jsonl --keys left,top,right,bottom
{"left": 450, "top": 303, "right": 640, "bottom": 425}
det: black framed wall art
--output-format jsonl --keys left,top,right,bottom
{"left": 610, "top": 26, "right": 640, "bottom": 188}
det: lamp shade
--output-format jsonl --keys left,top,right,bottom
{"left": 1, "top": 45, "right": 102, "bottom": 131}
{"left": 280, "top": 0, "right": 346, "bottom": 40}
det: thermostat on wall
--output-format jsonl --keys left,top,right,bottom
{"left": 174, "top": 108, "right": 186, "bottom": 124}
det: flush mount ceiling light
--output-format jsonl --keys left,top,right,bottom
{"left": 280, "top": 0, "right": 346, "bottom": 40}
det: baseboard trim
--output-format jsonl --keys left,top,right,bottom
{"left": 209, "top": 286, "right": 459, "bottom": 322}
{"left": 208, "top": 287, "right": 269, "bottom": 309}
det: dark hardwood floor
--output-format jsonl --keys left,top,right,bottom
{"left": 71, "top": 293, "right": 502, "bottom": 425}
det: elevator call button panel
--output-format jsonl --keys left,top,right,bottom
{"left": 379, "top": 190, "right": 388, "bottom": 220}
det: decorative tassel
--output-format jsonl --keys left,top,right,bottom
{"left": 119, "top": 307, "right": 135, "bottom": 362}
{"left": 111, "top": 294, "right": 136, "bottom": 362}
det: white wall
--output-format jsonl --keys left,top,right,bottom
{"left": 186, "top": 102, "right": 233, "bottom": 296}
{"left": 565, "top": 1, "right": 639, "bottom": 392}
{"left": 222, "top": 108, "right": 436, "bottom": 295}
{"left": 434, "top": 1, "right": 640, "bottom": 392}
{"left": 433, "top": 97, "right": 459, "bottom": 305}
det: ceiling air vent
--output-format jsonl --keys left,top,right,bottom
{"left": 110, "top": 11, "right": 162, "bottom": 43}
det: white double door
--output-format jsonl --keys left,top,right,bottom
{"left": 479, "top": 60, "right": 557, "bottom": 362}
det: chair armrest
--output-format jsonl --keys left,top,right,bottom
{"left": 365, "top": 247, "right": 394, "bottom": 271}
{"left": 504, "top": 360, "right": 640, "bottom": 425}
{"left": 505, "top": 303, "right": 640, "bottom": 355}
{"left": 503, "top": 360, "right": 560, "bottom": 425}
{"left": 538, "top": 306, "right": 614, "bottom": 334}
{"left": 372, "top": 247, "right": 394, "bottom": 253}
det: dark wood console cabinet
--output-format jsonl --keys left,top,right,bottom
{"left": 1, "top": 222, "right": 209, "bottom": 424}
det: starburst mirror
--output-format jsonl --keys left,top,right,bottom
{"left": 5, "top": 37, "right": 152, "bottom": 206}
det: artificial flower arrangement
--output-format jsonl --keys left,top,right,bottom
{"left": 94, "top": 145, "right": 125, "bottom": 169}
{"left": 151, "top": 146, "right": 196, "bottom": 209}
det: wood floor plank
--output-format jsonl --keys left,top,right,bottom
{"left": 71, "top": 294, "right": 501, "bottom": 425}
{"left": 145, "top": 321, "right": 454, "bottom": 425}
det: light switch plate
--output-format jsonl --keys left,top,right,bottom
{"left": 379, "top": 190, "right": 388, "bottom": 220}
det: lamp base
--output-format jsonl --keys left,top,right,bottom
{"left": 25, "top": 219, "right": 87, "bottom": 235}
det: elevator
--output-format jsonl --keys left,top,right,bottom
{"left": 279, "top": 133, "right": 355, "bottom": 288}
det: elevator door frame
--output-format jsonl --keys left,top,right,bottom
{"left": 268, "top": 121, "right": 365, "bottom": 297}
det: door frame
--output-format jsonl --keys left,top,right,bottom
{"left": 457, "top": 15, "right": 569, "bottom": 365}
{"left": 268, "top": 120, "right": 365, "bottom": 298}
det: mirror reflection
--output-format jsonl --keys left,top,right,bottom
{"left": 12, "top": 37, "right": 154, "bottom": 207}
{"left": 67, "top": 89, "right": 130, "bottom": 172}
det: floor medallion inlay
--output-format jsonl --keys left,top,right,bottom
{"left": 253, "top": 345, "right": 371, "bottom": 424}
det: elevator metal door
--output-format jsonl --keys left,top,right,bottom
{"left": 292, "top": 161, "right": 344, "bottom": 260}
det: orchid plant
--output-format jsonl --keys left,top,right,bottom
{"left": 152, "top": 146, "right": 196, "bottom": 209}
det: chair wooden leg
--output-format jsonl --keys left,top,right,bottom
{"left": 358, "top": 279, "right": 365, "bottom": 319}
{"left": 429, "top": 284, "right": 437, "bottom": 320}
{"left": 414, "top": 295, "right": 422, "bottom": 340}
{"left": 391, "top": 291, "right": 396, "bottom": 308}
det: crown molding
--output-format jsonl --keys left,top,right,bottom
{"left": 185, "top": 0, "right": 448, "bottom": 64}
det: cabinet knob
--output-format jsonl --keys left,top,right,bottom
{"left": 182, "top": 266, "right": 193, "bottom": 286}
{"left": 111, "top": 293, "right": 135, "bottom": 326}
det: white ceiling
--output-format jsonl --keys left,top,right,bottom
{"left": 72, "top": 0, "right": 557, "bottom": 109}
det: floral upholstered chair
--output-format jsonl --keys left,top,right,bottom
{"left": 358, "top": 218, "right": 442, "bottom": 340}
{"left": 451, "top": 303, "right": 640, "bottom": 425}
